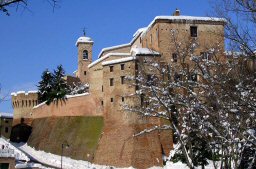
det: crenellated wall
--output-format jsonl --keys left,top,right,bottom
{"left": 11, "top": 91, "right": 38, "bottom": 126}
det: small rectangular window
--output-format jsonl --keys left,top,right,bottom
{"left": 101, "top": 101, "right": 104, "bottom": 106}
{"left": 5, "top": 127, "right": 8, "bottom": 133}
{"left": 172, "top": 53, "right": 177, "bottom": 62}
{"left": 121, "top": 64, "right": 125, "bottom": 70}
{"left": 190, "top": 26, "right": 197, "bottom": 37}
{"left": 135, "top": 62, "right": 138, "bottom": 70}
{"left": 110, "top": 66, "right": 114, "bottom": 72}
{"left": 122, "top": 97, "right": 125, "bottom": 102}
{"left": 110, "top": 78, "right": 114, "bottom": 86}
{"left": 111, "top": 98, "right": 114, "bottom": 102}
{"left": 121, "top": 76, "right": 125, "bottom": 84}
{"left": 140, "top": 94, "right": 144, "bottom": 106}
{"left": 84, "top": 71, "right": 87, "bottom": 75}
{"left": 174, "top": 73, "right": 181, "bottom": 82}
{"left": 201, "top": 52, "right": 212, "bottom": 61}
{"left": 146, "top": 74, "right": 153, "bottom": 86}
{"left": 102, "top": 85, "right": 104, "bottom": 92}
{"left": 5, "top": 120, "right": 8, "bottom": 124}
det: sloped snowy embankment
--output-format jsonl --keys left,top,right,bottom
{"left": 10, "top": 140, "right": 217, "bottom": 169}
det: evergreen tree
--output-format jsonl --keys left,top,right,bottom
{"left": 49, "top": 64, "right": 70, "bottom": 104}
{"left": 172, "top": 129, "right": 216, "bottom": 169}
{"left": 37, "top": 69, "right": 53, "bottom": 104}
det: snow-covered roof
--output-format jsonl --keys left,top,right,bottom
{"left": 11, "top": 91, "right": 38, "bottom": 96}
{"left": 224, "top": 51, "right": 245, "bottom": 57}
{"left": 17, "top": 91, "right": 25, "bottom": 94}
{"left": 102, "top": 56, "right": 136, "bottom": 66}
{"left": 97, "top": 43, "right": 130, "bottom": 58}
{"left": 0, "top": 112, "right": 13, "bottom": 118}
{"left": 76, "top": 36, "right": 94, "bottom": 46}
{"left": 97, "top": 27, "right": 147, "bottom": 59}
{"left": 66, "top": 93, "right": 89, "bottom": 99}
{"left": 131, "top": 47, "right": 160, "bottom": 56}
{"left": 133, "top": 27, "right": 147, "bottom": 38}
{"left": 89, "top": 52, "right": 131, "bottom": 68}
{"left": 141, "top": 15, "right": 226, "bottom": 37}
{"left": 33, "top": 101, "right": 46, "bottom": 109}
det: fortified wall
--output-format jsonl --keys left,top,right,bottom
{"left": 11, "top": 91, "right": 38, "bottom": 126}
{"left": 11, "top": 9, "right": 226, "bottom": 169}
{"left": 31, "top": 93, "right": 102, "bottom": 119}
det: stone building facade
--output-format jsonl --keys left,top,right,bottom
{"left": 0, "top": 113, "right": 13, "bottom": 139}
{"left": 11, "top": 10, "right": 226, "bottom": 169}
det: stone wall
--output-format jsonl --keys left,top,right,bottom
{"left": 31, "top": 94, "right": 102, "bottom": 119}
{"left": 11, "top": 91, "right": 38, "bottom": 126}
{"left": 28, "top": 116, "right": 104, "bottom": 162}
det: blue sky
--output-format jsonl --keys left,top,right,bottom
{"left": 0, "top": 0, "right": 214, "bottom": 113}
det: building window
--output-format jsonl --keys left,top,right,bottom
{"left": 174, "top": 73, "right": 181, "bottom": 82}
{"left": 146, "top": 74, "right": 154, "bottom": 86}
{"left": 172, "top": 53, "right": 178, "bottom": 62}
{"left": 135, "top": 62, "right": 138, "bottom": 70}
{"left": 121, "top": 64, "right": 125, "bottom": 70}
{"left": 83, "top": 50, "right": 88, "bottom": 60}
{"left": 201, "top": 52, "right": 212, "bottom": 61}
{"left": 190, "top": 26, "right": 197, "bottom": 37}
{"left": 5, "top": 127, "right": 8, "bottom": 133}
{"left": 102, "top": 85, "right": 104, "bottom": 92}
{"left": 101, "top": 101, "right": 104, "bottom": 106}
{"left": 5, "top": 120, "right": 8, "bottom": 123}
{"left": 121, "top": 76, "right": 125, "bottom": 84}
{"left": 140, "top": 94, "right": 145, "bottom": 106}
{"left": 150, "top": 34, "right": 152, "bottom": 44}
{"left": 111, "top": 98, "right": 114, "bottom": 102}
{"left": 110, "top": 66, "right": 114, "bottom": 72}
{"left": 190, "top": 73, "right": 197, "bottom": 82}
{"left": 122, "top": 97, "right": 125, "bottom": 102}
{"left": 84, "top": 71, "right": 87, "bottom": 75}
{"left": 110, "top": 78, "right": 114, "bottom": 86}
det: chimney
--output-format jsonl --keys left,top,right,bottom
{"left": 173, "top": 8, "right": 180, "bottom": 16}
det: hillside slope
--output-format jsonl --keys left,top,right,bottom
{"left": 27, "top": 116, "right": 104, "bottom": 161}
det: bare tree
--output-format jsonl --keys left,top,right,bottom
{"left": 0, "top": 0, "right": 60, "bottom": 15}
{"left": 0, "top": 83, "right": 8, "bottom": 103}
{"left": 124, "top": 28, "right": 255, "bottom": 168}
{"left": 212, "top": 0, "right": 256, "bottom": 59}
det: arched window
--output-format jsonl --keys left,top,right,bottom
{"left": 83, "top": 50, "right": 88, "bottom": 60}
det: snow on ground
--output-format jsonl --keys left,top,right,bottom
{"left": 7, "top": 140, "right": 218, "bottom": 169}
{"left": 12, "top": 142, "right": 135, "bottom": 169}
{"left": 0, "top": 138, "right": 29, "bottom": 161}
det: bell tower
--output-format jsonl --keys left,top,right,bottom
{"left": 76, "top": 33, "right": 94, "bottom": 83}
